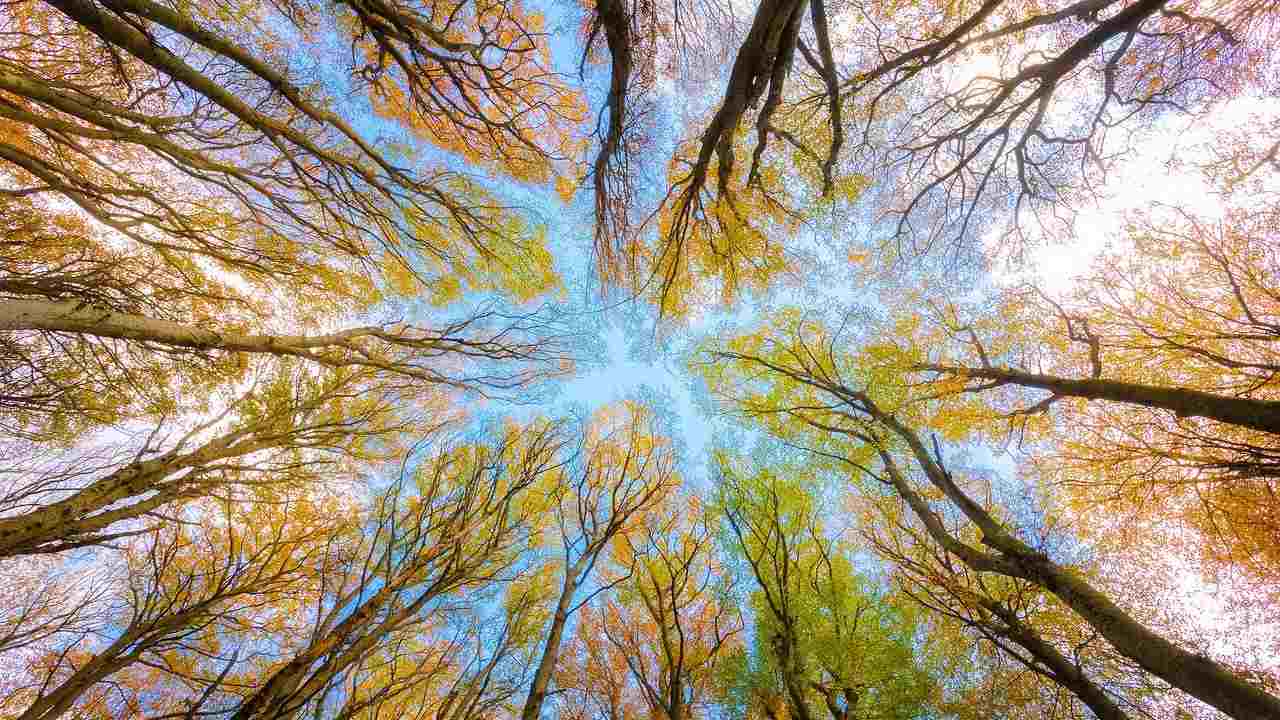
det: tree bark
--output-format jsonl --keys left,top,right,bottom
{"left": 980, "top": 601, "right": 1129, "bottom": 720}
{"left": 0, "top": 429, "right": 272, "bottom": 557}
{"left": 1009, "top": 553, "right": 1280, "bottom": 720}
{"left": 2, "top": 298, "right": 372, "bottom": 357}
{"left": 882, "top": 413, "right": 1280, "bottom": 720}
{"left": 519, "top": 572, "right": 580, "bottom": 720}
{"left": 918, "top": 364, "right": 1280, "bottom": 435}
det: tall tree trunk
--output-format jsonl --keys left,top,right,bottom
{"left": 981, "top": 600, "right": 1129, "bottom": 720}
{"left": 882, "top": 413, "right": 1280, "bottom": 720}
{"left": 0, "top": 429, "right": 272, "bottom": 557}
{"left": 519, "top": 572, "right": 579, "bottom": 720}
{"left": 1010, "top": 553, "right": 1280, "bottom": 720}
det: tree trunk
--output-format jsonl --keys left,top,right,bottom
{"left": 519, "top": 573, "right": 579, "bottom": 720}
{"left": 887, "top": 417, "right": 1280, "bottom": 720}
{"left": 920, "top": 364, "right": 1280, "bottom": 435}
{"left": 982, "top": 601, "right": 1129, "bottom": 720}
{"left": 0, "top": 429, "right": 271, "bottom": 557}
{"left": 1013, "top": 554, "right": 1280, "bottom": 720}
{"left": 1, "top": 298, "right": 363, "bottom": 357}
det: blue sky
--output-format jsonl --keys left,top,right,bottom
{"left": 288, "top": 0, "right": 1113, "bottom": 562}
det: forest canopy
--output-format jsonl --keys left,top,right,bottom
{"left": 1, "top": 0, "right": 1279, "bottom": 718}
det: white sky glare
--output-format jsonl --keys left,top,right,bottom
{"left": 995, "top": 94, "right": 1280, "bottom": 294}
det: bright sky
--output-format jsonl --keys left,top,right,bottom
{"left": 998, "top": 94, "right": 1280, "bottom": 293}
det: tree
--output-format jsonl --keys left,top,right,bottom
{"left": 906, "top": 170, "right": 1280, "bottom": 591}
{"left": 574, "top": 0, "right": 734, "bottom": 292}
{"left": 0, "top": 553, "right": 107, "bottom": 664}
{"left": 226, "top": 419, "right": 566, "bottom": 720}
{"left": 837, "top": 0, "right": 1255, "bottom": 255}
{"left": 3, "top": 0, "right": 577, "bottom": 299}
{"left": 557, "top": 494, "right": 742, "bottom": 720}
{"left": 0, "top": 287, "right": 572, "bottom": 443}
{"left": 9, "top": 493, "right": 334, "bottom": 720}
{"left": 322, "top": 585, "right": 545, "bottom": 720}
{"left": 701, "top": 308, "right": 1280, "bottom": 719}
{"left": 0, "top": 0, "right": 577, "bottom": 443}
{"left": 1, "top": 418, "right": 566, "bottom": 720}
{"left": 863, "top": 479, "right": 1153, "bottom": 720}
{"left": 555, "top": 602, "right": 647, "bottom": 720}
{"left": 716, "top": 458, "right": 942, "bottom": 720}
{"left": 7, "top": 2, "right": 1280, "bottom": 719}
{"left": 0, "top": 363, "right": 410, "bottom": 557}
{"left": 519, "top": 400, "right": 678, "bottom": 720}
{"left": 577, "top": 0, "right": 658, "bottom": 288}
{"left": 598, "top": 0, "right": 1266, "bottom": 314}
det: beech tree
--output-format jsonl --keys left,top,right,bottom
{"left": 5, "top": 419, "right": 567, "bottom": 720}
{"left": 0, "top": 0, "right": 576, "bottom": 444}
{"left": 318, "top": 596, "right": 545, "bottom": 720}
{"left": 716, "top": 460, "right": 944, "bottom": 720}
{"left": 701, "top": 308, "right": 1280, "bottom": 719}
{"left": 556, "top": 494, "right": 742, "bottom": 720}
{"left": 907, "top": 168, "right": 1280, "bottom": 591}
{"left": 2, "top": 0, "right": 578, "bottom": 296}
{"left": 0, "top": 363, "right": 412, "bottom": 557}
{"left": 836, "top": 0, "right": 1261, "bottom": 255}
{"left": 864, "top": 478, "right": 1156, "bottom": 720}
{"left": 580, "top": 0, "right": 1271, "bottom": 315}
{"left": 574, "top": 0, "right": 734, "bottom": 290}
{"left": 8, "top": 494, "right": 333, "bottom": 720}
{"left": 0, "top": 199, "right": 572, "bottom": 445}
{"left": 5, "top": 0, "right": 1280, "bottom": 717}
{"left": 519, "top": 401, "right": 678, "bottom": 720}
{"left": 226, "top": 420, "right": 566, "bottom": 720}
